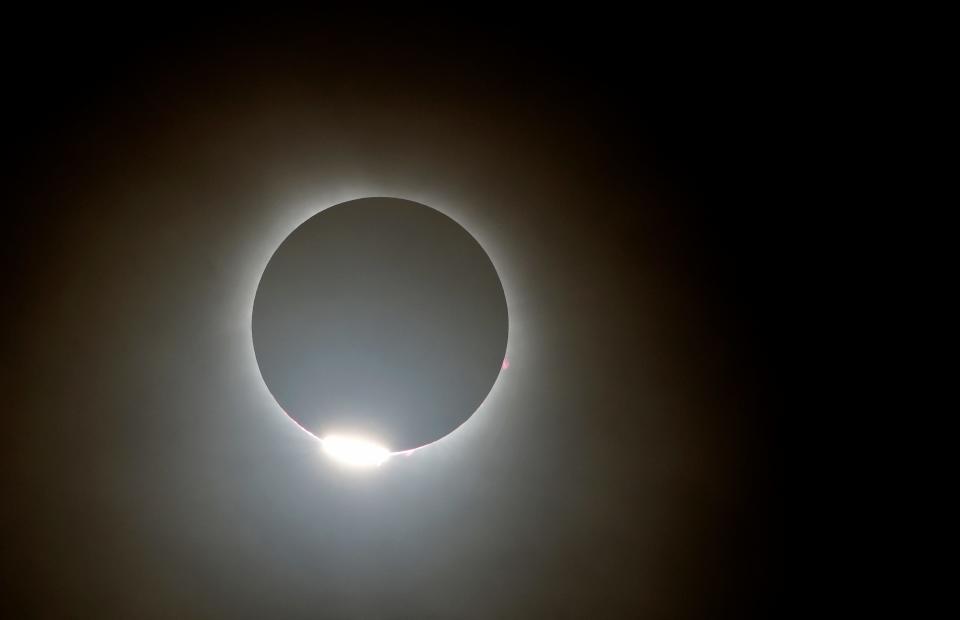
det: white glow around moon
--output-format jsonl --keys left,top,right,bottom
{"left": 320, "top": 435, "right": 391, "bottom": 467}
{"left": 237, "top": 188, "right": 523, "bottom": 465}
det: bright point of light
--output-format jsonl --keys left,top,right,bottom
{"left": 321, "top": 435, "right": 391, "bottom": 467}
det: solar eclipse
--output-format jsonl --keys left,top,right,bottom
{"left": 252, "top": 197, "right": 509, "bottom": 462}
{"left": 6, "top": 16, "right": 782, "bottom": 616}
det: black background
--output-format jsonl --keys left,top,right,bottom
{"left": 3, "top": 10, "right": 787, "bottom": 618}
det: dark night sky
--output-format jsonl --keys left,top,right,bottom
{"left": 3, "top": 12, "right": 786, "bottom": 619}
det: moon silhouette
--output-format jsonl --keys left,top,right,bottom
{"left": 252, "top": 197, "right": 509, "bottom": 452}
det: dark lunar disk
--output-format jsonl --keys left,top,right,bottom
{"left": 252, "top": 197, "right": 509, "bottom": 451}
